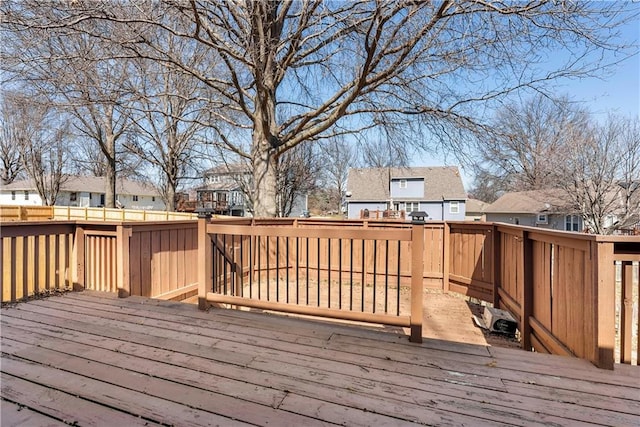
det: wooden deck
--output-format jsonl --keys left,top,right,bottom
{"left": 1, "top": 292, "right": 639, "bottom": 426}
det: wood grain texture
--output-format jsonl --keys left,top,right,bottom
{"left": 1, "top": 292, "right": 638, "bottom": 426}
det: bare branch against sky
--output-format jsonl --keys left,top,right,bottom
{"left": 2, "top": 1, "right": 637, "bottom": 215}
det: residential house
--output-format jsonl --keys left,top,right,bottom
{"left": 0, "top": 176, "right": 165, "bottom": 210}
{"left": 195, "top": 163, "right": 310, "bottom": 217}
{"left": 345, "top": 166, "right": 467, "bottom": 221}
{"left": 197, "top": 163, "right": 252, "bottom": 216}
{"left": 465, "top": 198, "right": 489, "bottom": 222}
{"left": 484, "top": 189, "right": 583, "bottom": 232}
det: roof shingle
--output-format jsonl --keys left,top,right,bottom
{"left": 346, "top": 166, "right": 466, "bottom": 201}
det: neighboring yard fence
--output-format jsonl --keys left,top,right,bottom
{"left": 0, "top": 205, "right": 197, "bottom": 221}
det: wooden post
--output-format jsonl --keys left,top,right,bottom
{"left": 73, "top": 225, "right": 85, "bottom": 291}
{"left": 410, "top": 222, "right": 424, "bottom": 343}
{"left": 492, "top": 225, "right": 501, "bottom": 308}
{"left": 521, "top": 230, "right": 534, "bottom": 351}
{"left": 116, "top": 225, "right": 132, "bottom": 298}
{"left": 620, "top": 261, "right": 633, "bottom": 364}
{"left": 593, "top": 241, "right": 615, "bottom": 369}
{"left": 198, "top": 216, "right": 212, "bottom": 310}
{"left": 442, "top": 223, "right": 450, "bottom": 292}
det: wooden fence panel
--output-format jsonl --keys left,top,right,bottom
{"left": 423, "top": 224, "right": 444, "bottom": 289}
{"left": 0, "top": 223, "right": 74, "bottom": 302}
{"left": 495, "top": 227, "right": 524, "bottom": 323}
{"left": 84, "top": 233, "right": 118, "bottom": 293}
{"left": 0, "top": 206, "right": 53, "bottom": 221}
{"left": 448, "top": 224, "right": 494, "bottom": 301}
{"left": 127, "top": 223, "right": 198, "bottom": 298}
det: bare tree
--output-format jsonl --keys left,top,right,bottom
{"left": 125, "top": 39, "right": 213, "bottom": 211}
{"left": 3, "top": 1, "right": 636, "bottom": 216}
{"left": 320, "top": 136, "right": 358, "bottom": 212}
{"left": 4, "top": 93, "right": 71, "bottom": 205}
{"left": 276, "top": 143, "right": 320, "bottom": 217}
{"left": 2, "top": 5, "right": 137, "bottom": 208}
{"left": 471, "top": 95, "right": 591, "bottom": 198}
{"left": 0, "top": 91, "right": 27, "bottom": 184}
{"left": 558, "top": 116, "right": 640, "bottom": 234}
{"left": 616, "top": 117, "right": 640, "bottom": 229}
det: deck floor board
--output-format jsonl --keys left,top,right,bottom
{"left": 2, "top": 291, "right": 638, "bottom": 426}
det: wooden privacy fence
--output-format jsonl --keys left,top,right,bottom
{"left": 446, "top": 224, "right": 639, "bottom": 369}
{"left": 0, "top": 205, "right": 198, "bottom": 222}
{"left": 1, "top": 222, "right": 78, "bottom": 302}
{"left": 0, "top": 205, "right": 54, "bottom": 221}
{"left": 198, "top": 217, "right": 425, "bottom": 342}
{"left": 1, "top": 220, "right": 198, "bottom": 303}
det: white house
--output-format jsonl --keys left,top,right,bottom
{"left": 0, "top": 176, "right": 165, "bottom": 210}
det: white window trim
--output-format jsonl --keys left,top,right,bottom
{"left": 565, "top": 215, "right": 580, "bottom": 232}
{"left": 399, "top": 179, "right": 407, "bottom": 189}
{"left": 449, "top": 201, "right": 459, "bottom": 214}
{"left": 405, "top": 202, "right": 419, "bottom": 213}
{"left": 536, "top": 213, "right": 548, "bottom": 224}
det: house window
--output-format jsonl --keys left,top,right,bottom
{"left": 70, "top": 192, "right": 77, "bottom": 202}
{"left": 536, "top": 214, "right": 548, "bottom": 224}
{"left": 565, "top": 215, "right": 580, "bottom": 232}
{"left": 405, "top": 202, "right": 419, "bottom": 213}
{"left": 24, "top": 191, "right": 29, "bottom": 200}
{"left": 11, "top": 191, "right": 15, "bottom": 200}
{"left": 152, "top": 196, "right": 155, "bottom": 202}
{"left": 450, "top": 201, "right": 459, "bottom": 214}
{"left": 399, "top": 180, "right": 407, "bottom": 189}
{"left": 132, "top": 195, "right": 139, "bottom": 202}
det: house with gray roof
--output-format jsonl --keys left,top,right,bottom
{"left": 345, "top": 166, "right": 467, "bottom": 221}
{"left": 465, "top": 198, "right": 489, "bottom": 221}
{"left": 484, "top": 189, "right": 583, "bottom": 231}
{"left": 0, "top": 176, "right": 165, "bottom": 210}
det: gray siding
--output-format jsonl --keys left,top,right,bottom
{"left": 390, "top": 178, "right": 424, "bottom": 199}
{"left": 443, "top": 200, "right": 466, "bottom": 221}
{"left": 485, "top": 213, "right": 582, "bottom": 231}
{"left": 419, "top": 202, "right": 444, "bottom": 220}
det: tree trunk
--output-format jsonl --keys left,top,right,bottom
{"left": 105, "top": 161, "right": 116, "bottom": 208}
{"left": 166, "top": 183, "right": 176, "bottom": 212}
{"left": 252, "top": 130, "right": 278, "bottom": 217}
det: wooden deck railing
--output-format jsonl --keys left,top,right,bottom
{"left": 1, "top": 220, "right": 198, "bottom": 303}
{"left": 1, "top": 222, "right": 78, "bottom": 301}
{"left": 197, "top": 219, "right": 639, "bottom": 369}
{"left": 198, "top": 217, "right": 425, "bottom": 342}
{"left": 446, "top": 223, "right": 639, "bottom": 369}
{"left": 3, "top": 217, "right": 637, "bottom": 368}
